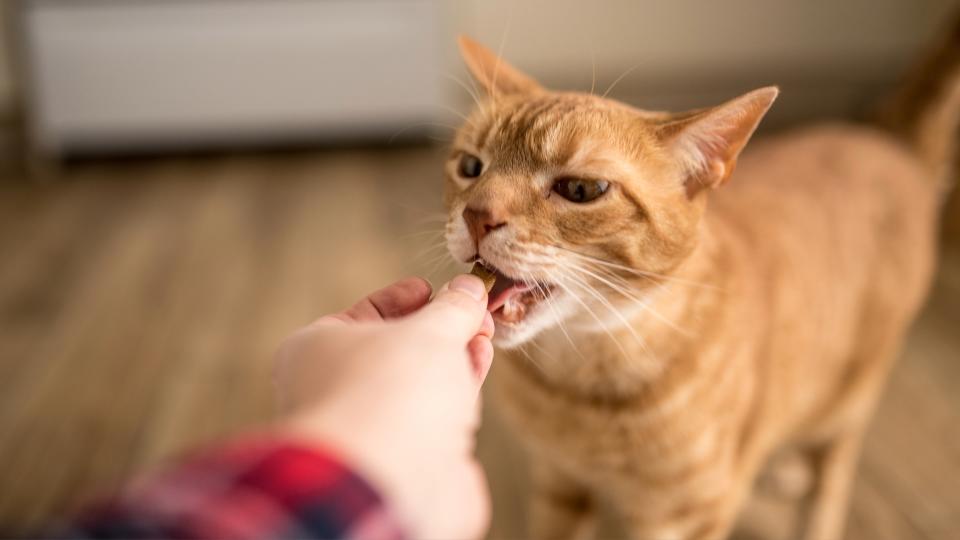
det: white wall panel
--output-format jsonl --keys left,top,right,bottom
{"left": 24, "top": 0, "right": 443, "bottom": 154}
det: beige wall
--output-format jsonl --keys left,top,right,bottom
{"left": 456, "top": 0, "right": 956, "bottom": 83}
{"left": 447, "top": 0, "right": 959, "bottom": 124}
{"left": 0, "top": 5, "right": 15, "bottom": 119}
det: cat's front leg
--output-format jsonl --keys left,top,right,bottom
{"left": 613, "top": 473, "right": 748, "bottom": 540}
{"left": 619, "top": 501, "right": 742, "bottom": 540}
{"left": 529, "top": 459, "right": 596, "bottom": 540}
{"left": 797, "top": 430, "right": 864, "bottom": 540}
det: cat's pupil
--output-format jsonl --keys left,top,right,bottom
{"left": 458, "top": 154, "right": 483, "bottom": 179}
{"left": 574, "top": 182, "right": 586, "bottom": 201}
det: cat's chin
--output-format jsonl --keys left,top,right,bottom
{"left": 490, "top": 292, "right": 571, "bottom": 349}
{"left": 491, "top": 320, "right": 541, "bottom": 349}
{"left": 491, "top": 304, "right": 545, "bottom": 348}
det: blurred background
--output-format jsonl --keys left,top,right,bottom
{"left": 1, "top": 1, "right": 959, "bottom": 539}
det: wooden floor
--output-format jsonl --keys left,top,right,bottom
{"left": 0, "top": 147, "right": 958, "bottom": 539}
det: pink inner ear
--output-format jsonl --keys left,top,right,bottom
{"left": 684, "top": 159, "right": 732, "bottom": 198}
{"left": 672, "top": 87, "right": 778, "bottom": 194}
{"left": 673, "top": 126, "right": 734, "bottom": 192}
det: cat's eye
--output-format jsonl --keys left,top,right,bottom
{"left": 457, "top": 154, "right": 484, "bottom": 179}
{"left": 552, "top": 177, "right": 610, "bottom": 203}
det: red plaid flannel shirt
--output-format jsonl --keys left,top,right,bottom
{"left": 60, "top": 438, "right": 406, "bottom": 540}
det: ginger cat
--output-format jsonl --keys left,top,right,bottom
{"left": 443, "top": 31, "right": 955, "bottom": 540}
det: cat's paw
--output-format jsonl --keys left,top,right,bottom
{"left": 757, "top": 450, "right": 814, "bottom": 500}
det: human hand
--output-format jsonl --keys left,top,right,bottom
{"left": 274, "top": 275, "right": 494, "bottom": 540}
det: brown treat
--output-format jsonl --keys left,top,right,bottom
{"left": 470, "top": 262, "right": 497, "bottom": 293}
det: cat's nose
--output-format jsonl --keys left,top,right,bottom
{"left": 462, "top": 206, "right": 507, "bottom": 243}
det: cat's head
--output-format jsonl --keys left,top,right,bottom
{"left": 444, "top": 36, "right": 776, "bottom": 348}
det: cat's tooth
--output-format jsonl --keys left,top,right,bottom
{"left": 503, "top": 297, "right": 518, "bottom": 320}
{"left": 501, "top": 294, "right": 529, "bottom": 323}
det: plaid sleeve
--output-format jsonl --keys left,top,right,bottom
{"left": 62, "top": 438, "right": 406, "bottom": 540}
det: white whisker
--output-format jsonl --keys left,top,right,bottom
{"left": 555, "top": 246, "right": 719, "bottom": 290}
{"left": 490, "top": 5, "right": 515, "bottom": 105}
{"left": 601, "top": 62, "right": 644, "bottom": 99}
{"left": 410, "top": 240, "right": 447, "bottom": 258}
{"left": 445, "top": 74, "right": 484, "bottom": 111}
{"left": 434, "top": 103, "right": 471, "bottom": 123}
{"left": 400, "top": 229, "right": 446, "bottom": 241}
{"left": 556, "top": 267, "right": 656, "bottom": 361}
{"left": 389, "top": 122, "right": 458, "bottom": 144}
{"left": 549, "top": 269, "right": 633, "bottom": 364}
{"left": 567, "top": 261, "right": 692, "bottom": 337}
{"left": 517, "top": 344, "right": 546, "bottom": 374}
{"left": 524, "top": 269, "right": 588, "bottom": 363}
{"left": 589, "top": 50, "right": 597, "bottom": 95}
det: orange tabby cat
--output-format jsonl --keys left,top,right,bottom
{"left": 443, "top": 31, "right": 955, "bottom": 540}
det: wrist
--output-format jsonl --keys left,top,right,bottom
{"left": 280, "top": 408, "right": 421, "bottom": 535}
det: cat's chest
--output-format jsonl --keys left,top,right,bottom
{"left": 492, "top": 351, "right": 731, "bottom": 481}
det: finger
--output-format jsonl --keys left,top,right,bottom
{"left": 334, "top": 277, "right": 433, "bottom": 323}
{"left": 478, "top": 311, "right": 495, "bottom": 339}
{"left": 411, "top": 275, "right": 488, "bottom": 340}
{"left": 467, "top": 335, "right": 494, "bottom": 383}
{"left": 461, "top": 460, "right": 492, "bottom": 540}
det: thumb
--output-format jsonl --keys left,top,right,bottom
{"left": 410, "top": 274, "right": 488, "bottom": 341}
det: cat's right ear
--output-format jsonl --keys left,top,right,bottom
{"left": 657, "top": 87, "right": 778, "bottom": 198}
{"left": 458, "top": 35, "right": 544, "bottom": 97}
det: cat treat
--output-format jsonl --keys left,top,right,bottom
{"left": 469, "top": 262, "right": 497, "bottom": 293}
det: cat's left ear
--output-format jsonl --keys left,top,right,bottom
{"left": 458, "top": 35, "right": 544, "bottom": 97}
{"left": 658, "top": 87, "right": 778, "bottom": 198}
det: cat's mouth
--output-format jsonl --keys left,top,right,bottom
{"left": 475, "top": 259, "right": 554, "bottom": 324}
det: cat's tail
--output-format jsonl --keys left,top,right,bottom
{"left": 878, "top": 14, "right": 960, "bottom": 192}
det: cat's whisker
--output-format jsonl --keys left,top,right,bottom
{"left": 403, "top": 243, "right": 450, "bottom": 271}
{"left": 445, "top": 73, "right": 485, "bottom": 112}
{"left": 490, "top": 5, "right": 515, "bottom": 106}
{"left": 549, "top": 268, "right": 634, "bottom": 364}
{"left": 382, "top": 198, "right": 445, "bottom": 217}
{"left": 517, "top": 343, "right": 546, "bottom": 375}
{"left": 408, "top": 241, "right": 452, "bottom": 268}
{"left": 567, "top": 261, "right": 692, "bottom": 337}
{"left": 601, "top": 62, "right": 645, "bottom": 99}
{"left": 554, "top": 246, "right": 719, "bottom": 290}
{"left": 405, "top": 256, "right": 447, "bottom": 280}
{"left": 388, "top": 122, "right": 458, "bottom": 144}
{"left": 411, "top": 215, "right": 450, "bottom": 226}
{"left": 556, "top": 266, "right": 655, "bottom": 363}
{"left": 414, "top": 240, "right": 450, "bottom": 259}
{"left": 414, "top": 244, "right": 449, "bottom": 262}
{"left": 525, "top": 269, "right": 588, "bottom": 363}
{"left": 589, "top": 50, "right": 598, "bottom": 96}
{"left": 423, "top": 251, "right": 459, "bottom": 279}
{"left": 399, "top": 228, "right": 447, "bottom": 240}
{"left": 464, "top": 68, "right": 484, "bottom": 112}
{"left": 562, "top": 249, "right": 679, "bottom": 282}
{"left": 567, "top": 282, "right": 665, "bottom": 382}
{"left": 526, "top": 336, "right": 551, "bottom": 358}
{"left": 409, "top": 232, "right": 448, "bottom": 249}
{"left": 433, "top": 103, "right": 472, "bottom": 123}
{"left": 561, "top": 267, "right": 646, "bottom": 336}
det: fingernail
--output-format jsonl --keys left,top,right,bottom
{"left": 450, "top": 274, "right": 486, "bottom": 301}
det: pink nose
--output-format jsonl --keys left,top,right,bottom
{"left": 462, "top": 206, "right": 507, "bottom": 244}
